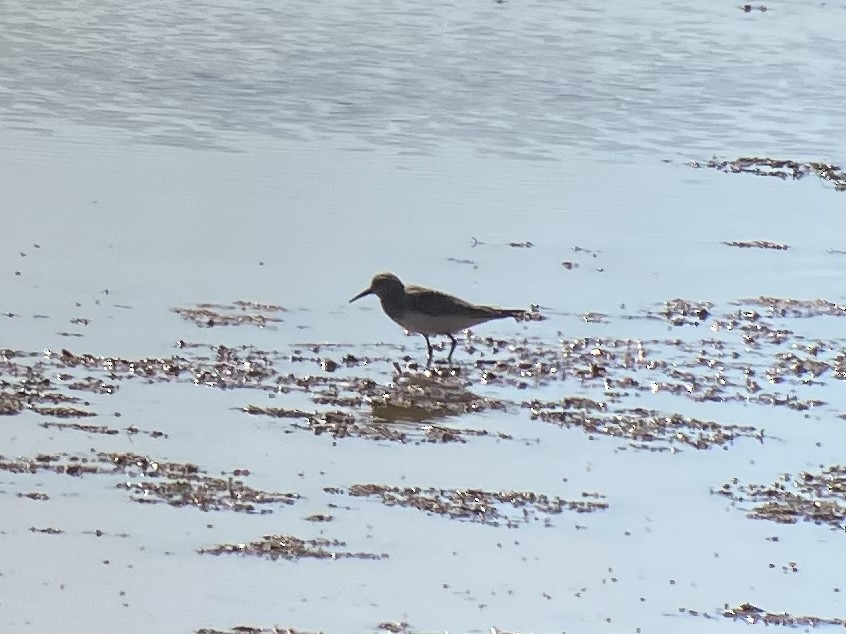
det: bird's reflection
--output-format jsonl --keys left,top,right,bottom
{"left": 370, "top": 366, "right": 485, "bottom": 424}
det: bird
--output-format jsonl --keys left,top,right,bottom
{"left": 349, "top": 272, "right": 526, "bottom": 365}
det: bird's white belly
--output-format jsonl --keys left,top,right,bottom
{"left": 392, "top": 311, "right": 489, "bottom": 335}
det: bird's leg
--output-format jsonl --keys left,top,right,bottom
{"left": 424, "top": 335, "right": 434, "bottom": 367}
{"left": 447, "top": 334, "right": 458, "bottom": 364}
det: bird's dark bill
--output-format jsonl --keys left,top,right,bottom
{"left": 349, "top": 287, "right": 373, "bottom": 303}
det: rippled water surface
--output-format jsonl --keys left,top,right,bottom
{"left": 2, "top": 0, "right": 846, "bottom": 632}
{"left": 3, "top": 0, "right": 845, "bottom": 156}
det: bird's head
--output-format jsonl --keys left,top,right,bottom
{"left": 349, "top": 272, "right": 404, "bottom": 303}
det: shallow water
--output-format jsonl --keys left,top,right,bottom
{"left": 2, "top": 0, "right": 846, "bottom": 632}
{"left": 3, "top": 0, "right": 845, "bottom": 158}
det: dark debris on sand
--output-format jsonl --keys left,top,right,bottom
{"left": 326, "top": 484, "right": 607, "bottom": 527}
{"left": 173, "top": 301, "right": 287, "bottom": 328}
{"left": 195, "top": 625, "right": 416, "bottom": 634}
{"left": 679, "top": 603, "right": 846, "bottom": 627}
{"left": 716, "top": 465, "right": 846, "bottom": 529}
{"left": 723, "top": 240, "right": 789, "bottom": 251}
{"left": 723, "top": 603, "right": 845, "bottom": 627}
{"left": 0, "top": 451, "right": 299, "bottom": 514}
{"left": 526, "top": 399, "right": 759, "bottom": 450}
{"left": 198, "top": 534, "right": 387, "bottom": 561}
{"left": 691, "top": 156, "right": 846, "bottom": 191}
{"left": 736, "top": 296, "right": 846, "bottom": 318}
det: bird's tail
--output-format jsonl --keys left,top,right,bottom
{"left": 496, "top": 308, "right": 529, "bottom": 321}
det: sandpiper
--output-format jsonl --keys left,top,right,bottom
{"left": 349, "top": 272, "right": 526, "bottom": 364}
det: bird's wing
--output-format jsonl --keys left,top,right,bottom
{"left": 404, "top": 286, "right": 498, "bottom": 317}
